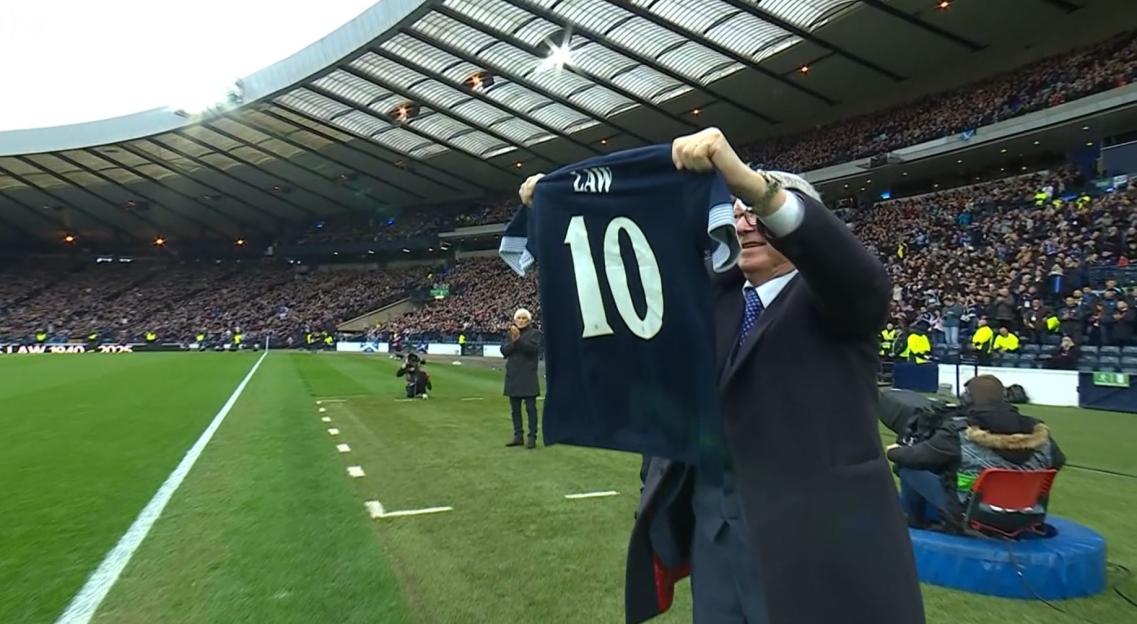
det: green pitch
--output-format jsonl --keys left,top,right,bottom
{"left": 1, "top": 352, "right": 1135, "bottom": 623}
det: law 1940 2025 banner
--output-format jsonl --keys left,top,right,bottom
{"left": 0, "top": 343, "right": 185, "bottom": 355}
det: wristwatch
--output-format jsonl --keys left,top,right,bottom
{"left": 747, "top": 170, "right": 783, "bottom": 217}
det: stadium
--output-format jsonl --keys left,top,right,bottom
{"left": 2, "top": 0, "right": 1137, "bottom": 622}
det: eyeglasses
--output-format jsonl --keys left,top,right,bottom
{"left": 733, "top": 209, "right": 759, "bottom": 226}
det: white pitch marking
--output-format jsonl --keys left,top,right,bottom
{"left": 347, "top": 466, "right": 365, "bottom": 478}
{"left": 394, "top": 398, "right": 416, "bottom": 402}
{"left": 375, "top": 506, "right": 453, "bottom": 519}
{"left": 328, "top": 428, "right": 340, "bottom": 436}
{"left": 318, "top": 407, "right": 327, "bottom": 413}
{"left": 365, "top": 500, "right": 386, "bottom": 519}
{"left": 55, "top": 350, "right": 268, "bottom": 624}
{"left": 319, "top": 399, "right": 347, "bottom": 403}
{"left": 336, "top": 444, "right": 351, "bottom": 453}
{"left": 564, "top": 490, "right": 619, "bottom": 500}
{"left": 320, "top": 416, "right": 331, "bottom": 423}
{"left": 460, "top": 397, "right": 486, "bottom": 401}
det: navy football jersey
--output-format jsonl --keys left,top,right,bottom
{"left": 499, "top": 145, "right": 739, "bottom": 468}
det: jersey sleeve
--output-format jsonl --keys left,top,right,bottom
{"left": 499, "top": 205, "right": 536, "bottom": 276}
{"left": 705, "top": 173, "right": 740, "bottom": 273}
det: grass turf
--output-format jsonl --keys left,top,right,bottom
{"left": 1, "top": 351, "right": 1135, "bottom": 623}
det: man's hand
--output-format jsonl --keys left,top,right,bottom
{"left": 519, "top": 173, "right": 545, "bottom": 207}
{"left": 670, "top": 128, "right": 784, "bottom": 215}
{"left": 509, "top": 325, "right": 520, "bottom": 341}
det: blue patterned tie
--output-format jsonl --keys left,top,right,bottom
{"left": 738, "top": 286, "right": 765, "bottom": 346}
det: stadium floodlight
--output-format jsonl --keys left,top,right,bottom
{"left": 154, "top": 236, "right": 166, "bottom": 247}
{"left": 63, "top": 234, "right": 76, "bottom": 244}
{"left": 538, "top": 31, "right": 574, "bottom": 73}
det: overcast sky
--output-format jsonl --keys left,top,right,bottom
{"left": 0, "top": 0, "right": 377, "bottom": 131}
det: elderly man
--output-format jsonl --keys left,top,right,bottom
{"left": 502, "top": 308, "right": 542, "bottom": 449}
{"left": 519, "top": 128, "right": 923, "bottom": 624}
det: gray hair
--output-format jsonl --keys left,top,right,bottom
{"left": 514, "top": 308, "right": 532, "bottom": 320}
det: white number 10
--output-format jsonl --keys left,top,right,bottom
{"left": 563, "top": 215, "right": 664, "bottom": 340}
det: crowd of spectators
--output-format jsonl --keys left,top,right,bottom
{"left": 380, "top": 257, "right": 539, "bottom": 341}
{"left": 857, "top": 169, "right": 1137, "bottom": 356}
{"left": 742, "top": 31, "right": 1137, "bottom": 172}
{"left": 0, "top": 261, "right": 430, "bottom": 346}
{"left": 4, "top": 168, "right": 1136, "bottom": 354}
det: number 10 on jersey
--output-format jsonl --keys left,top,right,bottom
{"left": 563, "top": 215, "right": 664, "bottom": 340}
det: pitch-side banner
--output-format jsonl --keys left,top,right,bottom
{"left": 0, "top": 343, "right": 185, "bottom": 354}
{"left": 335, "top": 341, "right": 390, "bottom": 353}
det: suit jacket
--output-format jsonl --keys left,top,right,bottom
{"left": 626, "top": 192, "right": 924, "bottom": 624}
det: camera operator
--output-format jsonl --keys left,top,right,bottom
{"left": 881, "top": 376, "right": 1066, "bottom": 532}
{"left": 396, "top": 352, "right": 432, "bottom": 399}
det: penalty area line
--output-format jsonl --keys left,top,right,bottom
{"left": 55, "top": 350, "right": 268, "bottom": 624}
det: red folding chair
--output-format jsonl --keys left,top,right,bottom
{"left": 963, "top": 468, "right": 1058, "bottom": 538}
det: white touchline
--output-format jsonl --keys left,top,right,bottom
{"left": 318, "top": 399, "right": 347, "bottom": 403}
{"left": 376, "top": 506, "right": 453, "bottom": 519}
{"left": 564, "top": 491, "right": 620, "bottom": 499}
{"left": 55, "top": 351, "right": 268, "bottom": 624}
{"left": 460, "top": 397, "right": 485, "bottom": 401}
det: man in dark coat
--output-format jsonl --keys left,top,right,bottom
{"left": 502, "top": 308, "right": 542, "bottom": 449}
{"left": 885, "top": 375, "right": 1066, "bottom": 530}
{"left": 623, "top": 129, "right": 924, "bottom": 624}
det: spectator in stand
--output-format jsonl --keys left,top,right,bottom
{"left": 1114, "top": 301, "right": 1135, "bottom": 346}
{"left": 993, "top": 326, "right": 1021, "bottom": 354}
{"left": 1047, "top": 335, "right": 1081, "bottom": 370}
{"left": 942, "top": 296, "right": 964, "bottom": 348}
{"left": 1022, "top": 298, "right": 1051, "bottom": 344}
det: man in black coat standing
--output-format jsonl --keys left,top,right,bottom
{"left": 622, "top": 129, "right": 924, "bottom": 624}
{"left": 502, "top": 308, "right": 542, "bottom": 449}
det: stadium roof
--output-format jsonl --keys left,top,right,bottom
{"left": 0, "top": 0, "right": 1114, "bottom": 246}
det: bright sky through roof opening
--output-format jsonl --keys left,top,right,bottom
{"left": 0, "top": 0, "right": 377, "bottom": 132}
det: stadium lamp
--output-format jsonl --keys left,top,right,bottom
{"left": 937, "top": 0, "right": 950, "bottom": 9}
{"left": 236, "top": 239, "right": 246, "bottom": 246}
{"left": 539, "top": 32, "right": 574, "bottom": 72}
{"left": 154, "top": 236, "right": 167, "bottom": 247}
{"left": 63, "top": 234, "right": 76, "bottom": 244}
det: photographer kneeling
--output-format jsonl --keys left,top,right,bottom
{"left": 396, "top": 352, "right": 432, "bottom": 399}
{"left": 883, "top": 375, "right": 1066, "bottom": 532}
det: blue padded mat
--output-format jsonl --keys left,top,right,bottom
{"left": 909, "top": 517, "right": 1106, "bottom": 599}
